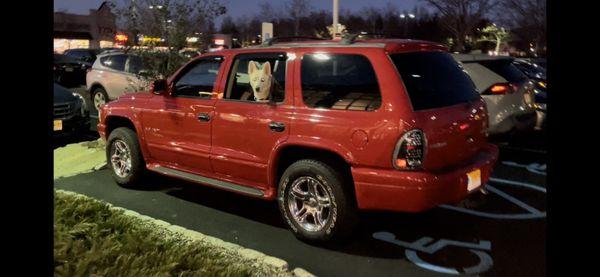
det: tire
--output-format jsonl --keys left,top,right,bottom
{"left": 278, "top": 159, "right": 359, "bottom": 242}
{"left": 106, "top": 127, "right": 145, "bottom": 188}
{"left": 91, "top": 87, "right": 109, "bottom": 113}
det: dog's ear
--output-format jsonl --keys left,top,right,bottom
{"left": 248, "top": 61, "right": 257, "bottom": 75}
{"left": 262, "top": 62, "right": 272, "bottom": 75}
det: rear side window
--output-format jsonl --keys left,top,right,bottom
{"left": 100, "top": 54, "right": 127, "bottom": 71}
{"left": 301, "top": 54, "right": 381, "bottom": 111}
{"left": 475, "top": 60, "right": 528, "bottom": 83}
{"left": 390, "top": 52, "right": 479, "bottom": 111}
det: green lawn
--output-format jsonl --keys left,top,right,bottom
{"left": 54, "top": 190, "right": 293, "bottom": 277}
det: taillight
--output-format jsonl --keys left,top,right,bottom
{"left": 393, "top": 129, "right": 426, "bottom": 170}
{"left": 485, "top": 83, "right": 511, "bottom": 95}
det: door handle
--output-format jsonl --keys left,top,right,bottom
{"left": 269, "top": 121, "right": 285, "bottom": 132}
{"left": 197, "top": 113, "right": 211, "bottom": 122}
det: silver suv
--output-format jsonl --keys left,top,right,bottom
{"left": 86, "top": 52, "right": 148, "bottom": 113}
{"left": 453, "top": 54, "right": 536, "bottom": 136}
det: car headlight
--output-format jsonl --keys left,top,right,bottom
{"left": 72, "top": 92, "right": 87, "bottom": 116}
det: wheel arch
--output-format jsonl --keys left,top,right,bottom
{"left": 270, "top": 142, "right": 356, "bottom": 199}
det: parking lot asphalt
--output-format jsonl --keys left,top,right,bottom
{"left": 55, "top": 86, "right": 547, "bottom": 276}
{"left": 54, "top": 148, "right": 546, "bottom": 276}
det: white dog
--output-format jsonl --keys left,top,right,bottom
{"left": 247, "top": 61, "right": 274, "bottom": 102}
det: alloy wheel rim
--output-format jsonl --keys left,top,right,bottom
{"left": 287, "top": 176, "right": 333, "bottom": 232}
{"left": 110, "top": 139, "right": 132, "bottom": 178}
{"left": 94, "top": 92, "right": 105, "bottom": 110}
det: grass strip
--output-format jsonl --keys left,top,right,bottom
{"left": 54, "top": 190, "right": 293, "bottom": 277}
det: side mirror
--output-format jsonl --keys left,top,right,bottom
{"left": 150, "top": 79, "right": 168, "bottom": 96}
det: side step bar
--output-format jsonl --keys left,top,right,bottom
{"left": 150, "top": 166, "right": 265, "bottom": 197}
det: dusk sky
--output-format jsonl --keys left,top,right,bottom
{"left": 55, "top": 0, "right": 423, "bottom": 27}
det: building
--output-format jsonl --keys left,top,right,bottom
{"left": 54, "top": 2, "right": 117, "bottom": 53}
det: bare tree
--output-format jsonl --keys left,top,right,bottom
{"left": 286, "top": 0, "right": 311, "bottom": 36}
{"left": 422, "top": 0, "right": 496, "bottom": 52}
{"left": 496, "top": 0, "right": 546, "bottom": 55}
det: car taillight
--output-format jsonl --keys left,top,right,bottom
{"left": 393, "top": 129, "right": 425, "bottom": 170}
{"left": 484, "top": 83, "right": 512, "bottom": 95}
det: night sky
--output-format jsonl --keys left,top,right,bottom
{"left": 54, "top": 0, "right": 423, "bottom": 26}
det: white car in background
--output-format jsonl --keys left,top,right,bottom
{"left": 86, "top": 52, "right": 148, "bottom": 112}
{"left": 453, "top": 54, "right": 536, "bottom": 137}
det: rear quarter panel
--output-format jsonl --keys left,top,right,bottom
{"left": 288, "top": 47, "right": 411, "bottom": 169}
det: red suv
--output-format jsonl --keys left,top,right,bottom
{"left": 97, "top": 39, "right": 498, "bottom": 242}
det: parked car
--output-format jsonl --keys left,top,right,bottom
{"left": 513, "top": 59, "right": 547, "bottom": 130}
{"left": 97, "top": 39, "right": 499, "bottom": 242}
{"left": 53, "top": 83, "right": 89, "bottom": 136}
{"left": 86, "top": 52, "right": 147, "bottom": 113}
{"left": 453, "top": 54, "right": 537, "bottom": 137}
{"left": 180, "top": 50, "right": 201, "bottom": 59}
{"left": 63, "top": 48, "right": 103, "bottom": 64}
{"left": 54, "top": 54, "right": 91, "bottom": 88}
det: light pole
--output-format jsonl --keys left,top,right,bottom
{"left": 399, "top": 13, "right": 416, "bottom": 37}
{"left": 333, "top": 0, "right": 339, "bottom": 39}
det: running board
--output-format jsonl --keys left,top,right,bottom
{"left": 150, "top": 166, "right": 264, "bottom": 197}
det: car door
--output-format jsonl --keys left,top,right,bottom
{"left": 124, "top": 55, "right": 148, "bottom": 92}
{"left": 140, "top": 56, "right": 225, "bottom": 175}
{"left": 98, "top": 54, "right": 131, "bottom": 100}
{"left": 210, "top": 52, "right": 293, "bottom": 190}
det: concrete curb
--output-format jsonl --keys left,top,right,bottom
{"left": 55, "top": 189, "right": 315, "bottom": 276}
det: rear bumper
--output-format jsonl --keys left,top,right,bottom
{"left": 352, "top": 144, "right": 498, "bottom": 212}
{"left": 489, "top": 111, "right": 536, "bottom": 135}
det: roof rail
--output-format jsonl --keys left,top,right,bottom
{"left": 340, "top": 33, "right": 359, "bottom": 45}
{"left": 261, "top": 36, "right": 326, "bottom": 46}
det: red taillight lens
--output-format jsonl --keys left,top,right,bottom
{"left": 393, "top": 129, "right": 425, "bottom": 170}
{"left": 489, "top": 84, "right": 509, "bottom": 94}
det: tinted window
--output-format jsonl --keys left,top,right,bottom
{"left": 476, "top": 60, "right": 528, "bottom": 83}
{"left": 54, "top": 54, "right": 78, "bottom": 64}
{"left": 301, "top": 54, "right": 381, "bottom": 111}
{"left": 101, "top": 54, "right": 127, "bottom": 71}
{"left": 126, "top": 55, "right": 143, "bottom": 74}
{"left": 225, "top": 53, "right": 286, "bottom": 103}
{"left": 173, "top": 57, "right": 223, "bottom": 98}
{"left": 391, "top": 51, "right": 479, "bottom": 111}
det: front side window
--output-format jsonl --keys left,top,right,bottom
{"left": 173, "top": 57, "right": 223, "bottom": 98}
{"left": 101, "top": 54, "right": 128, "bottom": 71}
{"left": 125, "top": 55, "right": 143, "bottom": 74}
{"left": 224, "top": 53, "right": 286, "bottom": 103}
{"left": 301, "top": 54, "right": 381, "bottom": 111}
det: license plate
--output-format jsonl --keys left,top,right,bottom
{"left": 54, "top": 120, "right": 63, "bottom": 131}
{"left": 467, "top": 169, "right": 481, "bottom": 191}
{"left": 65, "top": 67, "right": 74, "bottom": 72}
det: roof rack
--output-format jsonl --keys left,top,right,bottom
{"left": 340, "top": 34, "right": 359, "bottom": 45}
{"left": 261, "top": 36, "right": 327, "bottom": 46}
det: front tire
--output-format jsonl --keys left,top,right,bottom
{"left": 278, "top": 159, "right": 358, "bottom": 242}
{"left": 107, "top": 127, "right": 145, "bottom": 188}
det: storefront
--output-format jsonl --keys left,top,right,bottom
{"left": 54, "top": 2, "right": 117, "bottom": 53}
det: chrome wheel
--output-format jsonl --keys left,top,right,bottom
{"left": 110, "top": 139, "right": 132, "bottom": 178}
{"left": 287, "top": 176, "right": 333, "bottom": 232}
{"left": 93, "top": 91, "right": 106, "bottom": 111}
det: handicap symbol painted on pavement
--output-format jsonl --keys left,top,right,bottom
{"left": 373, "top": 231, "right": 493, "bottom": 275}
{"left": 439, "top": 177, "right": 546, "bottom": 220}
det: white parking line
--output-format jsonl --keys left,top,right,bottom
{"left": 438, "top": 177, "right": 546, "bottom": 219}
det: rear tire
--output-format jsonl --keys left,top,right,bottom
{"left": 106, "top": 127, "right": 145, "bottom": 188}
{"left": 278, "top": 159, "right": 359, "bottom": 243}
{"left": 92, "top": 87, "right": 108, "bottom": 114}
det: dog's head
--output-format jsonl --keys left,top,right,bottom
{"left": 248, "top": 61, "right": 274, "bottom": 101}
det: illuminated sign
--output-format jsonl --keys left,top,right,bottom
{"left": 115, "top": 33, "right": 128, "bottom": 42}
{"left": 214, "top": 39, "right": 225, "bottom": 45}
